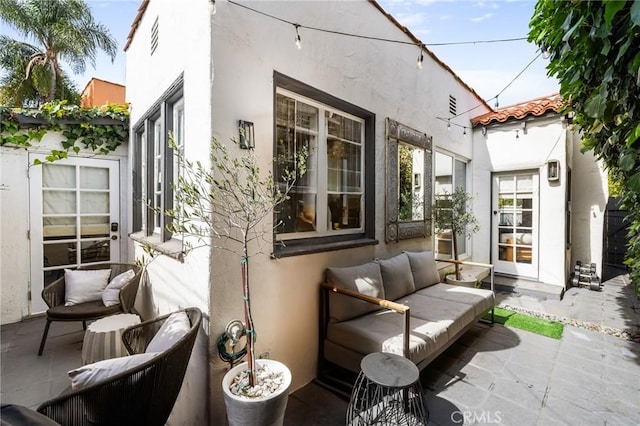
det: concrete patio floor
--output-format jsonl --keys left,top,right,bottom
{"left": 2, "top": 274, "right": 639, "bottom": 425}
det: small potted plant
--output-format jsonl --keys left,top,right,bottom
{"left": 433, "top": 186, "right": 480, "bottom": 287}
{"left": 166, "top": 134, "right": 306, "bottom": 425}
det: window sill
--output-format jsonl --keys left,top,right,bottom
{"left": 129, "top": 231, "right": 185, "bottom": 262}
{"left": 274, "top": 236, "right": 378, "bottom": 258}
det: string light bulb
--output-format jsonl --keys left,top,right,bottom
{"left": 209, "top": 0, "right": 216, "bottom": 14}
{"left": 294, "top": 24, "right": 302, "bottom": 50}
{"left": 447, "top": 120, "right": 451, "bottom": 131}
{"left": 515, "top": 129, "right": 520, "bottom": 140}
{"left": 416, "top": 46, "right": 424, "bottom": 69}
{"left": 541, "top": 46, "right": 550, "bottom": 59}
{"left": 494, "top": 96, "right": 499, "bottom": 109}
{"left": 463, "top": 127, "right": 467, "bottom": 136}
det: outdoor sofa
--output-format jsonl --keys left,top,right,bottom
{"left": 319, "top": 250, "right": 494, "bottom": 374}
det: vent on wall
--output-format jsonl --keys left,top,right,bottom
{"left": 449, "top": 95, "right": 457, "bottom": 116}
{"left": 151, "top": 17, "right": 159, "bottom": 55}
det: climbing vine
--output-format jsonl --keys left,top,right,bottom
{"left": 0, "top": 100, "right": 129, "bottom": 163}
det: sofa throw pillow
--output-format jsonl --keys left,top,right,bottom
{"left": 405, "top": 250, "right": 441, "bottom": 290}
{"left": 145, "top": 311, "right": 191, "bottom": 353}
{"left": 101, "top": 269, "right": 135, "bottom": 307}
{"left": 64, "top": 269, "right": 112, "bottom": 306}
{"left": 377, "top": 253, "right": 416, "bottom": 300}
{"left": 68, "top": 352, "right": 158, "bottom": 390}
{"left": 326, "top": 261, "right": 385, "bottom": 323}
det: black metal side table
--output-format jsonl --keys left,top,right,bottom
{"left": 346, "top": 352, "right": 428, "bottom": 425}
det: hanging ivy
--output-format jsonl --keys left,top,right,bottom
{"left": 0, "top": 100, "right": 129, "bottom": 163}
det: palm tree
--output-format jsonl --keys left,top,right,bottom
{"left": 0, "top": 0, "right": 117, "bottom": 105}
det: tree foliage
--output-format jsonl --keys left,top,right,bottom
{"left": 0, "top": 0, "right": 116, "bottom": 105}
{"left": 529, "top": 0, "right": 640, "bottom": 294}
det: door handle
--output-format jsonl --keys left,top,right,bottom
{"left": 111, "top": 235, "right": 118, "bottom": 240}
{"left": 493, "top": 211, "right": 498, "bottom": 215}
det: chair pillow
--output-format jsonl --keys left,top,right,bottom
{"left": 64, "top": 269, "right": 112, "bottom": 306}
{"left": 377, "top": 253, "right": 416, "bottom": 300}
{"left": 68, "top": 353, "right": 158, "bottom": 390}
{"left": 101, "top": 269, "right": 135, "bottom": 307}
{"left": 405, "top": 250, "right": 441, "bottom": 290}
{"left": 145, "top": 311, "right": 191, "bottom": 353}
{"left": 326, "top": 261, "right": 385, "bottom": 323}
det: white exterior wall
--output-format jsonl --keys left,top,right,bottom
{"left": 0, "top": 134, "right": 129, "bottom": 325}
{"left": 570, "top": 131, "right": 608, "bottom": 276}
{"left": 125, "top": 1, "right": 211, "bottom": 425}
{"left": 126, "top": 1, "right": 488, "bottom": 424}
{"left": 472, "top": 116, "right": 569, "bottom": 286}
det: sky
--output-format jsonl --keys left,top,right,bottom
{"left": 0, "top": 0, "right": 559, "bottom": 107}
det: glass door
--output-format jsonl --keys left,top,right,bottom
{"left": 29, "top": 156, "right": 120, "bottom": 313}
{"left": 492, "top": 173, "right": 538, "bottom": 278}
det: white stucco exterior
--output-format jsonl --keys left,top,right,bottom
{"left": 125, "top": 1, "right": 486, "bottom": 424}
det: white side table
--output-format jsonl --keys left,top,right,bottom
{"left": 81, "top": 313, "right": 141, "bottom": 365}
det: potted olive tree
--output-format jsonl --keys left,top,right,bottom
{"left": 433, "top": 186, "right": 480, "bottom": 287}
{"left": 166, "top": 135, "right": 305, "bottom": 425}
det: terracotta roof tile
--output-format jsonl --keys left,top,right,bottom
{"left": 124, "top": 0, "right": 149, "bottom": 52}
{"left": 472, "top": 93, "right": 564, "bottom": 126}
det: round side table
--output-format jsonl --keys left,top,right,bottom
{"left": 81, "top": 313, "right": 141, "bottom": 365}
{"left": 346, "top": 352, "right": 428, "bottom": 426}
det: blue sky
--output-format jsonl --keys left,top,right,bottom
{"left": 1, "top": 0, "right": 558, "bottom": 106}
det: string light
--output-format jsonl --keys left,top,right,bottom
{"left": 516, "top": 129, "right": 520, "bottom": 140}
{"left": 294, "top": 24, "right": 302, "bottom": 49}
{"left": 447, "top": 120, "right": 451, "bottom": 131}
{"left": 416, "top": 45, "right": 424, "bottom": 69}
{"left": 541, "top": 46, "right": 550, "bottom": 59}
{"left": 209, "top": 0, "right": 216, "bottom": 15}
{"left": 463, "top": 127, "right": 467, "bottom": 136}
{"left": 495, "top": 96, "right": 499, "bottom": 109}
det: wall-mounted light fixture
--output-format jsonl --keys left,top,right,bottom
{"left": 238, "top": 120, "right": 255, "bottom": 149}
{"left": 547, "top": 159, "right": 560, "bottom": 181}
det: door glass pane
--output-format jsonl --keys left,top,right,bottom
{"left": 516, "top": 175, "right": 532, "bottom": 191}
{"left": 43, "top": 191, "right": 76, "bottom": 214}
{"left": 80, "top": 167, "right": 109, "bottom": 189}
{"left": 435, "top": 152, "right": 453, "bottom": 194}
{"left": 80, "top": 192, "right": 109, "bottom": 214}
{"left": 80, "top": 240, "right": 109, "bottom": 263}
{"left": 81, "top": 216, "right": 110, "bottom": 238}
{"left": 454, "top": 159, "right": 466, "bottom": 191}
{"left": 43, "top": 164, "right": 75, "bottom": 188}
{"left": 499, "top": 176, "right": 514, "bottom": 192}
{"left": 43, "top": 217, "right": 76, "bottom": 239}
{"left": 44, "top": 242, "right": 76, "bottom": 267}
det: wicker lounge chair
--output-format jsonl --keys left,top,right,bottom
{"left": 38, "top": 263, "right": 142, "bottom": 356}
{"left": 36, "top": 307, "right": 202, "bottom": 426}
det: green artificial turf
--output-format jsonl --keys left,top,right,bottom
{"left": 484, "top": 307, "right": 564, "bottom": 339}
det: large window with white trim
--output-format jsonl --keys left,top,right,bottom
{"left": 434, "top": 151, "right": 469, "bottom": 258}
{"left": 273, "top": 73, "right": 375, "bottom": 256}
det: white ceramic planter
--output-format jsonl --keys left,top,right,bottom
{"left": 445, "top": 273, "right": 479, "bottom": 288}
{"left": 222, "top": 359, "right": 292, "bottom": 426}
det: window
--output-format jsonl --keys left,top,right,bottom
{"left": 132, "top": 74, "right": 183, "bottom": 243}
{"left": 434, "top": 151, "right": 468, "bottom": 258}
{"left": 273, "top": 73, "right": 376, "bottom": 256}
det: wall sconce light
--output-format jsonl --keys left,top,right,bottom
{"left": 547, "top": 159, "right": 560, "bottom": 181}
{"left": 238, "top": 120, "right": 255, "bottom": 149}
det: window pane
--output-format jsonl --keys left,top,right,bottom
{"left": 80, "top": 167, "right": 109, "bottom": 189}
{"left": 43, "top": 191, "right": 76, "bottom": 214}
{"left": 454, "top": 159, "right": 466, "bottom": 191}
{"left": 43, "top": 217, "right": 76, "bottom": 239}
{"left": 81, "top": 216, "right": 110, "bottom": 238}
{"left": 328, "top": 194, "right": 361, "bottom": 229}
{"left": 517, "top": 175, "right": 532, "bottom": 191}
{"left": 435, "top": 152, "right": 453, "bottom": 195}
{"left": 80, "top": 240, "right": 109, "bottom": 263}
{"left": 80, "top": 192, "right": 109, "bottom": 214}
{"left": 43, "top": 164, "right": 75, "bottom": 188}
{"left": 499, "top": 176, "right": 514, "bottom": 193}
{"left": 44, "top": 242, "right": 76, "bottom": 267}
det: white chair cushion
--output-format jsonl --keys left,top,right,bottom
{"left": 145, "top": 311, "right": 191, "bottom": 353}
{"left": 101, "top": 269, "right": 135, "bottom": 307}
{"left": 64, "top": 269, "right": 112, "bottom": 306}
{"left": 68, "top": 353, "right": 158, "bottom": 390}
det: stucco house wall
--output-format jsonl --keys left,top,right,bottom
{"left": 0, "top": 135, "right": 129, "bottom": 325}
{"left": 125, "top": 1, "right": 489, "bottom": 423}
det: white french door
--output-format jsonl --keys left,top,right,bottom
{"left": 492, "top": 172, "right": 539, "bottom": 278}
{"left": 29, "top": 156, "right": 120, "bottom": 314}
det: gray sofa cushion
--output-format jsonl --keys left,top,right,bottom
{"left": 405, "top": 251, "right": 441, "bottom": 290}
{"left": 326, "top": 310, "right": 449, "bottom": 366}
{"left": 377, "top": 253, "right": 416, "bottom": 301}
{"left": 326, "top": 261, "right": 385, "bottom": 323}
{"left": 417, "top": 283, "right": 495, "bottom": 317}
{"left": 401, "top": 293, "right": 476, "bottom": 337}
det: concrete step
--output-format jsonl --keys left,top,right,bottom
{"left": 481, "top": 274, "right": 565, "bottom": 300}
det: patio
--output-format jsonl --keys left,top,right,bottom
{"left": 2, "top": 274, "right": 638, "bottom": 425}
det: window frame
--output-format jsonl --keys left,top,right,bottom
{"left": 273, "top": 72, "right": 377, "bottom": 257}
{"left": 434, "top": 150, "right": 470, "bottom": 258}
{"left": 131, "top": 74, "right": 184, "bottom": 245}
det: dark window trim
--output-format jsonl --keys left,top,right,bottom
{"left": 272, "top": 71, "right": 377, "bottom": 257}
{"left": 132, "top": 73, "right": 184, "bottom": 240}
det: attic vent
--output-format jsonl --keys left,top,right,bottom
{"left": 151, "top": 17, "right": 159, "bottom": 55}
{"left": 449, "top": 95, "right": 457, "bottom": 116}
